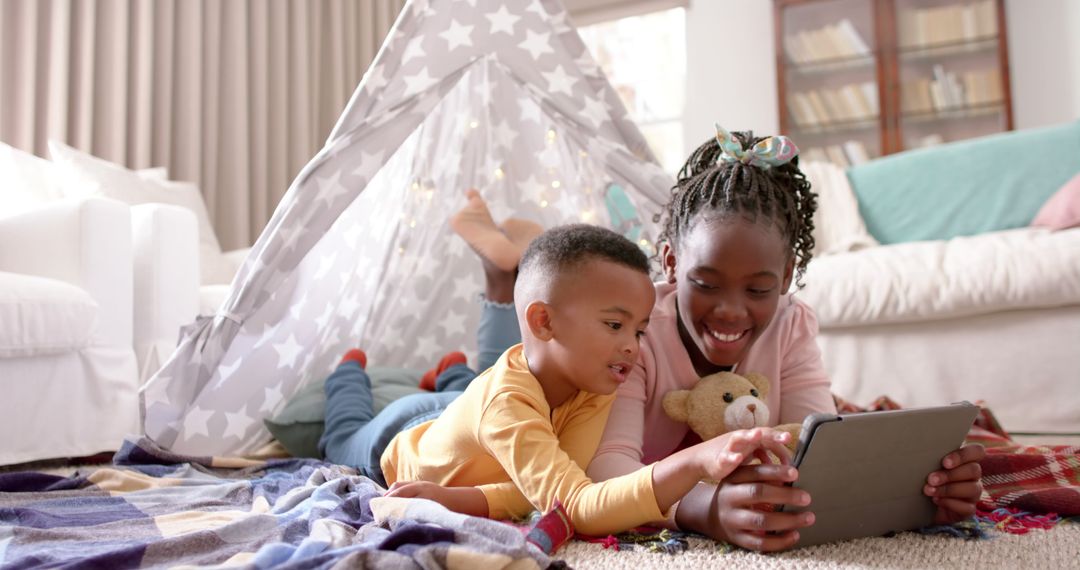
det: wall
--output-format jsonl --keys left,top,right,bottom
{"left": 682, "top": 0, "right": 778, "bottom": 151}
{"left": 681, "top": 0, "right": 1080, "bottom": 151}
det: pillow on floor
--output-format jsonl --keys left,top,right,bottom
{"left": 264, "top": 366, "right": 424, "bottom": 458}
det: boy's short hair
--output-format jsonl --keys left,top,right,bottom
{"left": 517, "top": 225, "right": 649, "bottom": 301}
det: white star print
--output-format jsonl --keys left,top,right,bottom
{"left": 439, "top": 310, "right": 469, "bottom": 338}
{"left": 486, "top": 5, "right": 520, "bottom": 36}
{"left": 403, "top": 67, "right": 438, "bottom": 98}
{"left": 519, "top": 174, "right": 548, "bottom": 205}
{"left": 314, "top": 302, "right": 334, "bottom": 329}
{"left": 439, "top": 19, "right": 474, "bottom": 51}
{"left": 491, "top": 119, "right": 518, "bottom": 151}
{"left": 354, "top": 150, "right": 387, "bottom": 179}
{"left": 518, "top": 30, "right": 554, "bottom": 60}
{"left": 313, "top": 252, "right": 338, "bottom": 280}
{"left": 402, "top": 38, "right": 426, "bottom": 63}
{"left": 452, "top": 274, "right": 478, "bottom": 301}
{"left": 222, "top": 410, "right": 256, "bottom": 440}
{"left": 261, "top": 384, "right": 284, "bottom": 413}
{"left": 210, "top": 357, "right": 245, "bottom": 390}
{"left": 182, "top": 407, "right": 214, "bottom": 439}
{"left": 317, "top": 169, "right": 351, "bottom": 208}
{"left": 273, "top": 334, "right": 304, "bottom": 369}
{"left": 519, "top": 98, "right": 543, "bottom": 124}
{"left": 363, "top": 64, "right": 388, "bottom": 92}
{"left": 414, "top": 334, "right": 440, "bottom": 362}
{"left": 542, "top": 65, "right": 578, "bottom": 96}
{"left": 579, "top": 96, "right": 610, "bottom": 130}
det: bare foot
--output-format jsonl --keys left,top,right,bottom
{"left": 499, "top": 218, "right": 543, "bottom": 253}
{"left": 450, "top": 190, "right": 521, "bottom": 272}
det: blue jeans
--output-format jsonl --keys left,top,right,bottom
{"left": 319, "top": 299, "right": 519, "bottom": 484}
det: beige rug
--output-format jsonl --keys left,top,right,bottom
{"left": 555, "top": 523, "right": 1080, "bottom": 569}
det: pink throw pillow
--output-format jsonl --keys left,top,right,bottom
{"left": 1032, "top": 172, "right": 1080, "bottom": 230}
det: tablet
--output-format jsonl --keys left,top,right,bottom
{"left": 780, "top": 401, "right": 979, "bottom": 548}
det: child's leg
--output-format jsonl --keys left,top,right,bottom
{"left": 319, "top": 355, "right": 378, "bottom": 469}
{"left": 434, "top": 363, "right": 477, "bottom": 392}
{"left": 476, "top": 298, "right": 520, "bottom": 372}
{"left": 339, "top": 391, "right": 460, "bottom": 486}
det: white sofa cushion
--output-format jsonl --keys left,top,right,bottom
{"left": 47, "top": 141, "right": 226, "bottom": 285}
{"left": 0, "top": 271, "right": 97, "bottom": 357}
{"left": 802, "top": 160, "right": 879, "bottom": 256}
{"left": 801, "top": 227, "right": 1080, "bottom": 327}
{"left": 0, "top": 142, "right": 65, "bottom": 215}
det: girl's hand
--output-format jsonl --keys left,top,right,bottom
{"left": 385, "top": 481, "right": 489, "bottom": 517}
{"left": 925, "top": 443, "right": 986, "bottom": 524}
{"left": 676, "top": 464, "right": 814, "bottom": 551}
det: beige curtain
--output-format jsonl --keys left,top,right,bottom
{"left": 0, "top": 0, "right": 405, "bottom": 249}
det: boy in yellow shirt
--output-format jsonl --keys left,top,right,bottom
{"left": 322, "top": 224, "right": 791, "bottom": 536}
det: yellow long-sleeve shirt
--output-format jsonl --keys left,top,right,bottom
{"left": 381, "top": 344, "right": 666, "bottom": 536}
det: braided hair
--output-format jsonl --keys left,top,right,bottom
{"left": 655, "top": 131, "right": 818, "bottom": 288}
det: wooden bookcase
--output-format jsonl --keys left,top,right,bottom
{"left": 774, "top": 0, "right": 1012, "bottom": 167}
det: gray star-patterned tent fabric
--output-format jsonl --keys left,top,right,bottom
{"left": 141, "top": 0, "right": 676, "bottom": 456}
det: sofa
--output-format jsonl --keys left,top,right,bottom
{"left": 799, "top": 121, "right": 1080, "bottom": 435}
{"left": 0, "top": 197, "right": 141, "bottom": 465}
{"left": 0, "top": 141, "right": 229, "bottom": 463}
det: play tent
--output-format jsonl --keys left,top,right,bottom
{"left": 141, "top": 0, "right": 676, "bottom": 455}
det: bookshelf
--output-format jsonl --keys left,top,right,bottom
{"left": 775, "top": 0, "right": 1012, "bottom": 168}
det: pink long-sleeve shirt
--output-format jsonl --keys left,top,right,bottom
{"left": 588, "top": 281, "right": 836, "bottom": 481}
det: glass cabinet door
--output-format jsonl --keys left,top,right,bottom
{"left": 778, "top": 0, "right": 882, "bottom": 167}
{"left": 893, "top": 0, "right": 1010, "bottom": 150}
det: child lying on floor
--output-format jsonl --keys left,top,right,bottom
{"left": 321, "top": 224, "right": 792, "bottom": 536}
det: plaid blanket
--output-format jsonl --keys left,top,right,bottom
{"left": 835, "top": 396, "right": 1080, "bottom": 518}
{"left": 0, "top": 437, "right": 564, "bottom": 569}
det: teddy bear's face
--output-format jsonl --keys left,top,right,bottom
{"left": 662, "top": 371, "right": 771, "bottom": 441}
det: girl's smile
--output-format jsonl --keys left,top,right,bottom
{"left": 664, "top": 214, "right": 793, "bottom": 376}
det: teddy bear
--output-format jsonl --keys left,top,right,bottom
{"left": 662, "top": 371, "right": 801, "bottom": 454}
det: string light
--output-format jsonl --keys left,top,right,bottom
{"left": 546, "top": 129, "right": 556, "bottom": 143}
{"left": 579, "top": 150, "right": 589, "bottom": 158}
{"left": 409, "top": 219, "right": 417, "bottom": 228}
{"left": 540, "top": 199, "right": 549, "bottom": 208}
{"left": 550, "top": 180, "right": 561, "bottom": 189}
{"left": 411, "top": 181, "right": 421, "bottom": 191}
{"left": 494, "top": 167, "right": 505, "bottom": 180}
{"left": 581, "top": 209, "right": 594, "bottom": 222}
{"left": 469, "top": 119, "right": 479, "bottom": 129}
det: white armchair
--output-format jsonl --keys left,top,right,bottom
{"left": 0, "top": 197, "right": 140, "bottom": 465}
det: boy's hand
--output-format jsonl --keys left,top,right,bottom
{"left": 926, "top": 443, "right": 986, "bottom": 524}
{"left": 385, "top": 481, "right": 489, "bottom": 517}
{"left": 699, "top": 428, "right": 793, "bottom": 481}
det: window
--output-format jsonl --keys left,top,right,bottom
{"left": 578, "top": 7, "right": 686, "bottom": 173}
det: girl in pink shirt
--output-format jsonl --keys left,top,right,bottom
{"left": 583, "top": 125, "right": 986, "bottom": 551}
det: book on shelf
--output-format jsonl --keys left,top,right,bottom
{"left": 804, "top": 141, "right": 872, "bottom": 168}
{"left": 899, "top": 0, "right": 998, "bottom": 48}
{"left": 785, "top": 18, "right": 871, "bottom": 64}
{"left": 903, "top": 66, "right": 1001, "bottom": 113}
{"left": 789, "top": 84, "right": 878, "bottom": 127}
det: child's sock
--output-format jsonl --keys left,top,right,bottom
{"left": 339, "top": 348, "right": 367, "bottom": 369}
{"left": 420, "top": 351, "right": 467, "bottom": 391}
{"left": 450, "top": 189, "right": 522, "bottom": 272}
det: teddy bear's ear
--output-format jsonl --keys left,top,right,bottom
{"left": 662, "top": 390, "right": 691, "bottom": 422}
{"left": 744, "top": 372, "right": 771, "bottom": 397}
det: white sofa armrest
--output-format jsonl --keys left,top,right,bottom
{"left": 131, "top": 203, "right": 201, "bottom": 382}
{"left": 0, "top": 197, "right": 133, "bottom": 347}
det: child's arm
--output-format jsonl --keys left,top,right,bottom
{"left": 385, "top": 481, "right": 489, "bottom": 517}
{"left": 926, "top": 443, "right": 986, "bottom": 523}
{"left": 651, "top": 428, "right": 793, "bottom": 514}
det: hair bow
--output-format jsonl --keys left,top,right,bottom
{"left": 714, "top": 123, "right": 799, "bottom": 169}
